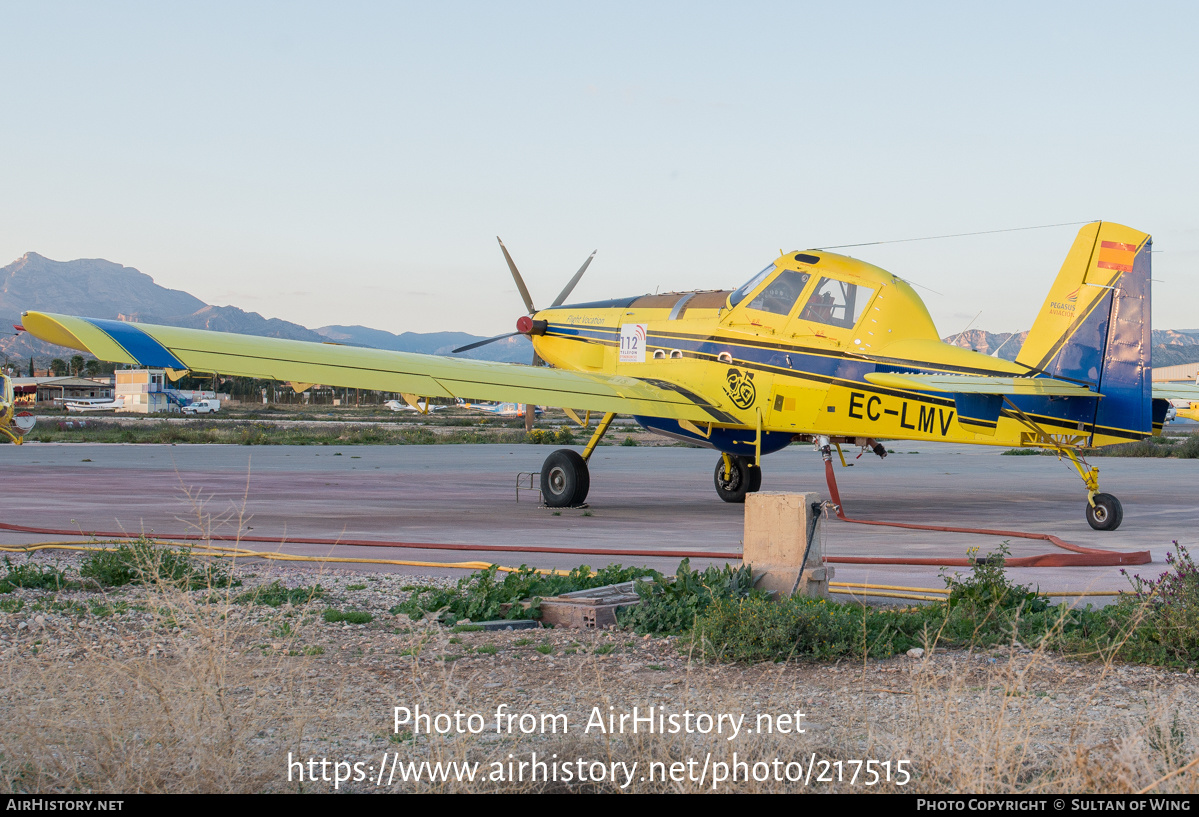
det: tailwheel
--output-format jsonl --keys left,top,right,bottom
{"left": 714, "top": 455, "right": 759, "bottom": 503}
{"left": 1085, "top": 493, "right": 1123, "bottom": 531}
{"left": 541, "top": 449, "right": 590, "bottom": 508}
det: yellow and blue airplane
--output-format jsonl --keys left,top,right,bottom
{"left": 0, "top": 375, "right": 36, "bottom": 443}
{"left": 10, "top": 222, "right": 1197, "bottom": 531}
{"left": 455, "top": 400, "right": 543, "bottom": 420}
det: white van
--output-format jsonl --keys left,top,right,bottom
{"left": 181, "top": 398, "right": 221, "bottom": 415}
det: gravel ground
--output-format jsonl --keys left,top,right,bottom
{"left": 3, "top": 549, "right": 1198, "bottom": 794}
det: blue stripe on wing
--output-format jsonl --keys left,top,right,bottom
{"left": 83, "top": 319, "right": 186, "bottom": 369}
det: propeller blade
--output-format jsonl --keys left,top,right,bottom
{"left": 497, "top": 237, "right": 537, "bottom": 315}
{"left": 550, "top": 250, "right": 597, "bottom": 307}
{"left": 451, "top": 332, "right": 520, "bottom": 354}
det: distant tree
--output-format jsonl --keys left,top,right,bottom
{"left": 28, "top": 357, "right": 33, "bottom": 377}
{"left": 70, "top": 355, "right": 85, "bottom": 376}
{"left": 85, "top": 359, "right": 101, "bottom": 378}
{"left": 49, "top": 358, "right": 67, "bottom": 377}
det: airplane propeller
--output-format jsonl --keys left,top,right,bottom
{"left": 450, "top": 332, "right": 521, "bottom": 354}
{"left": 450, "top": 238, "right": 596, "bottom": 355}
{"left": 453, "top": 238, "right": 596, "bottom": 430}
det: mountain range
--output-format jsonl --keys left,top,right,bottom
{"left": 1, "top": 253, "right": 532, "bottom": 365}
{"left": 946, "top": 328, "right": 1199, "bottom": 367}
{"left": 1, "top": 252, "right": 1195, "bottom": 369}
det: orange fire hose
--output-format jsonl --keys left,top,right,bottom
{"left": 0, "top": 521, "right": 741, "bottom": 560}
{"left": 821, "top": 458, "right": 1151, "bottom": 567}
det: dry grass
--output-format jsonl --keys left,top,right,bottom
{"left": 2, "top": 507, "right": 1198, "bottom": 793}
{"left": 363, "top": 631, "right": 1199, "bottom": 793}
{"left": 0, "top": 561, "right": 310, "bottom": 793}
{"left": 5, "top": 582, "right": 1199, "bottom": 793}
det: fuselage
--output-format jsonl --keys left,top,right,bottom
{"left": 525, "top": 249, "right": 1142, "bottom": 455}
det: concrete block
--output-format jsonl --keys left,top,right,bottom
{"left": 744, "top": 492, "right": 832, "bottom": 599}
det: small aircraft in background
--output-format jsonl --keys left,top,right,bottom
{"left": 1158, "top": 374, "right": 1199, "bottom": 423}
{"left": 384, "top": 398, "right": 447, "bottom": 413}
{"left": 62, "top": 397, "right": 124, "bottom": 413}
{"left": 457, "top": 400, "right": 543, "bottom": 419}
{"left": 17, "top": 222, "right": 1199, "bottom": 531}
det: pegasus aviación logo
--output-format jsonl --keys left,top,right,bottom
{"left": 1049, "top": 287, "right": 1079, "bottom": 314}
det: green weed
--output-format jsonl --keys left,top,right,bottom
{"left": 0, "top": 558, "right": 73, "bottom": 593}
{"left": 392, "top": 563, "right": 654, "bottom": 625}
{"left": 79, "top": 539, "right": 239, "bottom": 591}
{"left": 236, "top": 581, "right": 325, "bottom": 607}
{"left": 323, "top": 609, "right": 373, "bottom": 624}
{"left": 0, "top": 597, "right": 26, "bottom": 614}
{"left": 618, "top": 559, "right": 763, "bottom": 635}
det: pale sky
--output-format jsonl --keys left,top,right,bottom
{"left": 2, "top": 1, "right": 1195, "bottom": 337}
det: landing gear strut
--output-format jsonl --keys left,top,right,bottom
{"left": 1063, "top": 448, "right": 1123, "bottom": 531}
{"left": 1001, "top": 399, "right": 1125, "bottom": 532}
{"left": 713, "top": 453, "right": 762, "bottom": 503}
{"left": 540, "top": 412, "right": 615, "bottom": 508}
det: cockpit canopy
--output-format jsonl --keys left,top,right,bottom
{"left": 729, "top": 260, "right": 877, "bottom": 331}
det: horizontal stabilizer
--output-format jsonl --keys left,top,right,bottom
{"left": 863, "top": 372, "right": 1101, "bottom": 397}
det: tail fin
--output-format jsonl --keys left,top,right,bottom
{"left": 1016, "top": 222, "right": 1152, "bottom": 442}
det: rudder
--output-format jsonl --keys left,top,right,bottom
{"left": 1015, "top": 222, "right": 1152, "bottom": 442}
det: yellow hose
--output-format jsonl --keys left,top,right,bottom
{"left": 0, "top": 541, "right": 1127, "bottom": 592}
{"left": 831, "top": 582, "right": 1123, "bottom": 597}
{"left": 831, "top": 581, "right": 948, "bottom": 594}
{"left": 829, "top": 588, "right": 946, "bottom": 602}
{"left": 0, "top": 541, "right": 572, "bottom": 575}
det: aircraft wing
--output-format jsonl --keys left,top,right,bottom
{"left": 21, "top": 312, "right": 736, "bottom": 423}
{"left": 863, "top": 372, "right": 1100, "bottom": 397}
{"left": 1152, "top": 383, "right": 1199, "bottom": 401}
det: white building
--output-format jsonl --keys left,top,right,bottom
{"left": 115, "top": 369, "right": 172, "bottom": 413}
{"left": 1153, "top": 363, "right": 1199, "bottom": 383}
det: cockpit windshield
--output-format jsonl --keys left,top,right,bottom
{"left": 797, "top": 277, "right": 876, "bottom": 329}
{"left": 728, "top": 264, "right": 776, "bottom": 308}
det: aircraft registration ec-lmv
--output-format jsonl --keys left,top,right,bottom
{"left": 7, "top": 222, "right": 1198, "bottom": 532}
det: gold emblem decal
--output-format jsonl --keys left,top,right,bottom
{"left": 723, "top": 368, "right": 756, "bottom": 410}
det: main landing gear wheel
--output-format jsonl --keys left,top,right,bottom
{"left": 1085, "top": 493, "right": 1123, "bottom": 531}
{"left": 541, "top": 449, "right": 590, "bottom": 508}
{"left": 714, "top": 456, "right": 760, "bottom": 503}
{"left": 747, "top": 462, "right": 762, "bottom": 493}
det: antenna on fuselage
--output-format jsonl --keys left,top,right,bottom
{"left": 990, "top": 332, "right": 1020, "bottom": 359}
{"left": 947, "top": 310, "right": 983, "bottom": 349}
